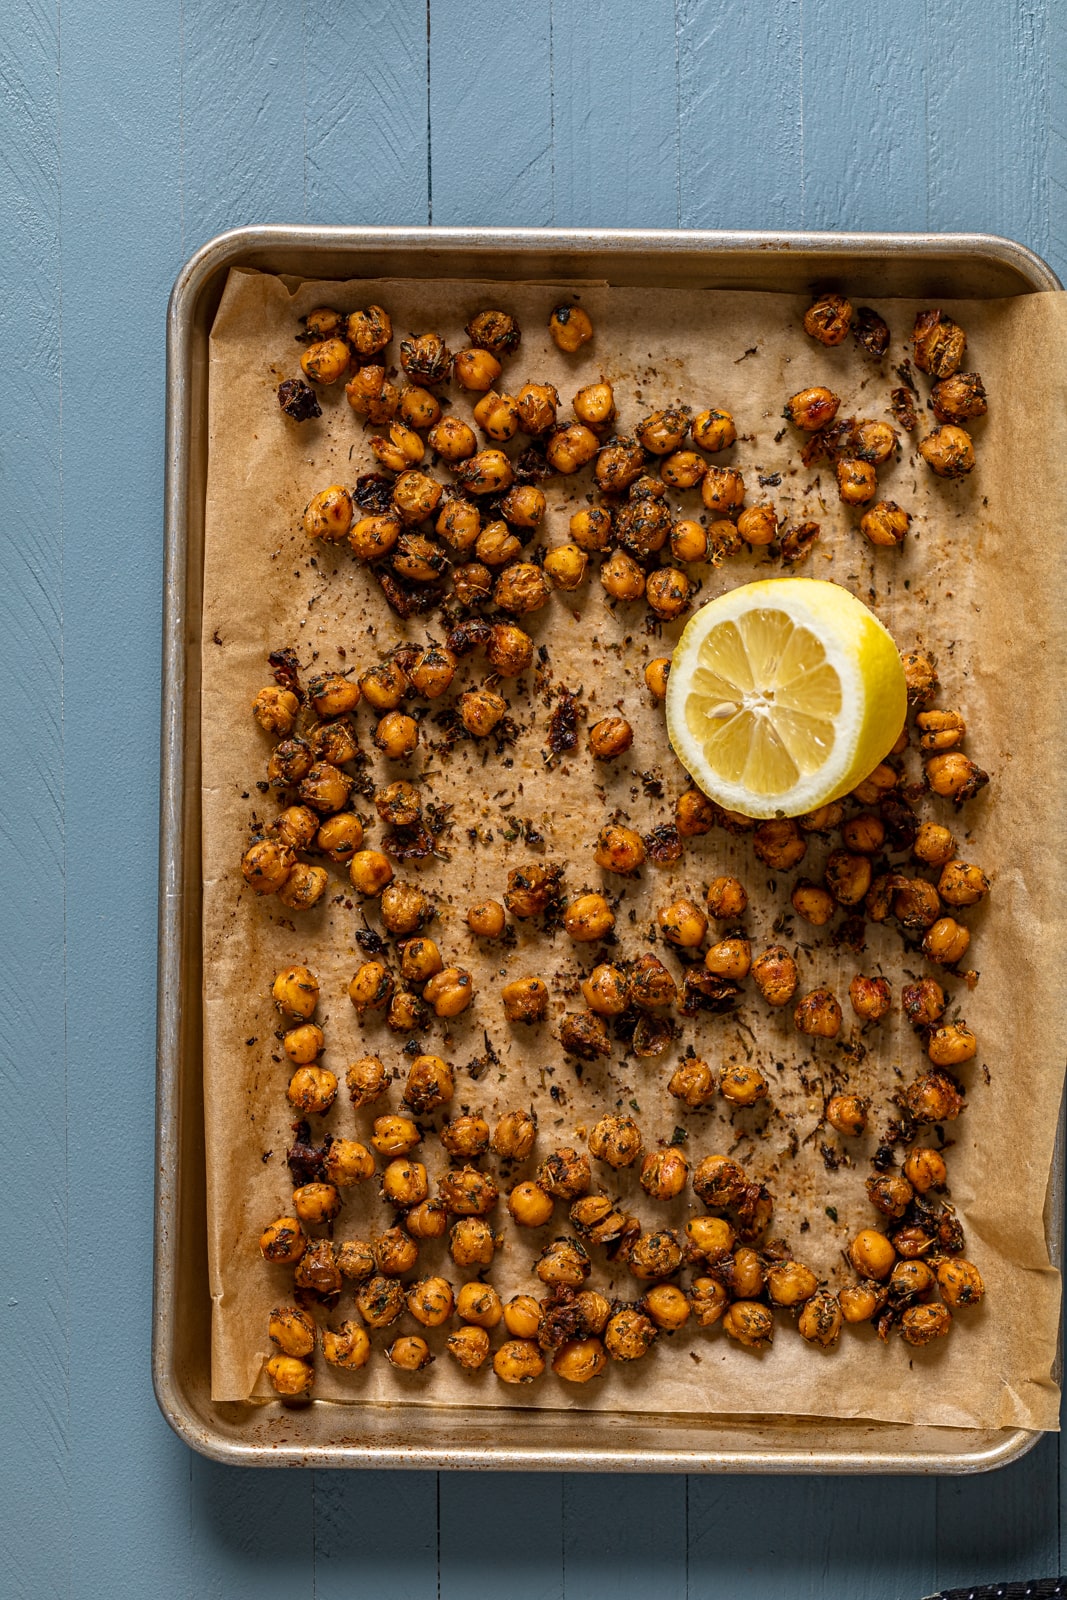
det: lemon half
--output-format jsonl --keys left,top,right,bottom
{"left": 665, "top": 578, "right": 907, "bottom": 819}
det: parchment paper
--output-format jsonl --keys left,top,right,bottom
{"left": 202, "top": 265, "right": 1067, "bottom": 1429}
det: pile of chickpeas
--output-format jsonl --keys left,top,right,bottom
{"left": 254, "top": 296, "right": 992, "bottom": 1400}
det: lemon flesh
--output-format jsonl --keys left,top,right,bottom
{"left": 665, "top": 578, "right": 907, "bottom": 819}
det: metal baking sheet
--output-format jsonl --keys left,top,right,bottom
{"left": 155, "top": 225, "right": 1064, "bottom": 1472}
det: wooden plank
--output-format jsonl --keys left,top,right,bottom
{"left": 675, "top": 0, "right": 804, "bottom": 231}
{"left": 1052, "top": 0, "right": 1067, "bottom": 281}
{"left": 304, "top": 0, "right": 429, "bottom": 225}
{"left": 799, "top": 0, "right": 928, "bottom": 231}
{"left": 440, "top": 1472, "right": 563, "bottom": 1600}
{"left": 0, "top": 4, "right": 66, "bottom": 1599}
{"left": 936, "top": 1432, "right": 1060, "bottom": 1591}
{"left": 315, "top": 1470, "right": 438, "bottom": 1600}
{"left": 687, "top": 1475, "right": 937, "bottom": 1600}
{"left": 429, "top": 0, "right": 552, "bottom": 225}
{"left": 926, "top": 0, "right": 1051, "bottom": 264}
{"left": 563, "top": 1475, "right": 687, "bottom": 1600}
{"left": 185, "top": 1462, "right": 316, "bottom": 1600}
{"left": 550, "top": 0, "right": 679, "bottom": 228}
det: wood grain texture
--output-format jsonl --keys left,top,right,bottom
{"left": 1, "top": 5, "right": 67, "bottom": 1600}
{"left": 0, "top": 0, "right": 1063, "bottom": 1594}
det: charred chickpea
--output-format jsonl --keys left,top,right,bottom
{"left": 692, "top": 1154, "right": 748, "bottom": 1210}
{"left": 595, "top": 435, "right": 647, "bottom": 494}
{"left": 501, "top": 977, "right": 549, "bottom": 1024}
{"left": 260, "top": 1216, "right": 306, "bottom": 1266}
{"left": 346, "top": 1055, "right": 389, "bottom": 1108}
{"left": 375, "top": 780, "right": 422, "bottom": 829}
{"left": 901, "top": 649, "right": 939, "bottom": 707}
{"left": 494, "top": 562, "right": 552, "bottom": 616}
{"left": 932, "top": 372, "right": 987, "bottom": 424}
{"left": 549, "top": 302, "right": 594, "bottom": 352}
{"left": 465, "top": 308, "right": 522, "bottom": 358}
{"left": 701, "top": 466, "right": 745, "bottom": 517}
{"left": 900, "top": 1304, "right": 953, "bottom": 1346}
{"left": 588, "top": 1114, "right": 643, "bottom": 1169}
{"left": 486, "top": 622, "right": 534, "bottom": 677}
{"left": 705, "top": 936, "right": 751, "bottom": 980}
{"left": 672, "top": 787, "right": 714, "bottom": 837}
{"left": 902, "top": 1070, "right": 966, "bottom": 1123}
{"left": 803, "top": 292, "right": 852, "bottom": 345}
{"left": 559, "top": 1010, "right": 611, "bottom": 1060}
{"left": 423, "top": 967, "right": 475, "bottom": 1018}
{"left": 627, "top": 953, "right": 677, "bottom": 1010}
{"left": 386, "top": 991, "right": 428, "bottom": 1034}
{"left": 600, "top": 548, "right": 646, "bottom": 602}
{"left": 860, "top": 500, "right": 910, "bottom": 548}
{"left": 346, "top": 303, "right": 392, "bottom": 358}
{"left": 472, "top": 389, "right": 521, "bottom": 442}
{"left": 269, "top": 1305, "right": 316, "bottom": 1359}
{"left": 668, "top": 1057, "right": 717, "bottom": 1109}
{"left": 543, "top": 543, "right": 588, "bottom": 590}
{"left": 277, "top": 863, "right": 329, "bottom": 911}
{"left": 348, "top": 849, "right": 394, "bottom": 897}
{"left": 849, "top": 975, "right": 892, "bottom": 1022}
{"left": 913, "top": 309, "right": 966, "bottom": 377}
{"left": 938, "top": 860, "right": 990, "bottom": 907}
{"left": 937, "top": 1258, "right": 984, "bottom": 1309}
{"left": 537, "top": 1148, "right": 592, "bottom": 1200}
{"left": 737, "top": 503, "right": 778, "bottom": 547}
{"left": 892, "top": 876, "right": 941, "bottom": 930}
{"left": 294, "top": 1239, "right": 343, "bottom": 1298}
{"left": 253, "top": 686, "right": 299, "bottom": 738}
{"left": 569, "top": 505, "right": 613, "bottom": 552}
{"left": 927, "top": 1022, "right": 977, "bottom": 1067}
{"left": 505, "top": 862, "right": 563, "bottom": 919}
{"left": 719, "top": 1062, "right": 769, "bottom": 1106}
{"left": 646, "top": 567, "right": 691, "bottom": 619}
{"left": 459, "top": 687, "right": 507, "bottom": 739}
{"left": 372, "top": 711, "right": 419, "bottom": 760}
{"left": 826, "top": 1093, "right": 869, "bottom": 1137}
{"left": 639, "top": 1148, "right": 689, "bottom": 1201}
{"left": 904, "top": 1147, "right": 948, "bottom": 1192}
{"left": 399, "top": 332, "right": 452, "bottom": 387}
{"left": 848, "top": 1228, "right": 896, "bottom": 1280}
{"left": 507, "top": 1179, "right": 553, "bottom": 1229}
{"left": 825, "top": 849, "right": 872, "bottom": 907}
{"left": 754, "top": 818, "right": 806, "bottom": 871}
{"left": 657, "top": 898, "right": 708, "bottom": 948}
{"left": 691, "top": 407, "right": 737, "bottom": 453}
{"left": 447, "top": 1326, "right": 491, "bottom": 1370}
{"left": 404, "top": 1053, "right": 454, "bottom": 1114}
{"left": 798, "top": 1289, "right": 843, "bottom": 1348}
{"left": 273, "top": 965, "right": 319, "bottom": 1020}
{"left": 919, "top": 425, "right": 975, "bottom": 479}
{"left": 661, "top": 451, "right": 707, "bottom": 489}
{"left": 300, "top": 337, "right": 350, "bottom": 385}
{"left": 751, "top": 946, "right": 798, "bottom": 1006}
{"left": 925, "top": 751, "right": 989, "bottom": 803}
{"left": 594, "top": 823, "right": 645, "bottom": 875}
{"left": 345, "top": 365, "right": 399, "bottom": 424}
{"left": 923, "top": 917, "right": 971, "bottom": 966}
{"left": 785, "top": 386, "right": 840, "bottom": 431}
{"left": 283, "top": 1022, "right": 325, "bottom": 1065}
{"left": 348, "top": 961, "right": 393, "bottom": 1016}
{"left": 564, "top": 893, "right": 615, "bottom": 943}
{"left": 706, "top": 876, "right": 748, "bottom": 920}
{"left": 791, "top": 880, "right": 835, "bottom": 926}
{"left": 836, "top": 458, "right": 878, "bottom": 505}
{"left": 399, "top": 384, "right": 441, "bottom": 429}
{"left": 866, "top": 1173, "right": 915, "bottom": 1220}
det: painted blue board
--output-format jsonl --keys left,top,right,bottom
{"left": 1, "top": 0, "right": 1064, "bottom": 1595}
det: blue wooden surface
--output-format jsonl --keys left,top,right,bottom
{"left": 2, "top": 0, "right": 1064, "bottom": 1594}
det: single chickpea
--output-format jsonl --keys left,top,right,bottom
{"left": 836, "top": 458, "right": 878, "bottom": 505}
{"left": 900, "top": 1304, "right": 953, "bottom": 1346}
{"left": 639, "top": 1148, "right": 689, "bottom": 1202}
{"left": 704, "top": 937, "right": 751, "bottom": 981}
{"left": 543, "top": 543, "right": 588, "bottom": 591}
{"left": 456, "top": 1281, "right": 503, "bottom": 1329}
{"left": 303, "top": 306, "right": 344, "bottom": 341}
{"left": 493, "top": 1339, "right": 546, "bottom": 1384}
{"left": 574, "top": 964, "right": 625, "bottom": 1018}
{"left": 266, "top": 1355, "right": 314, "bottom": 1397}
{"left": 902, "top": 1070, "right": 966, "bottom": 1123}
{"left": 668, "top": 1058, "right": 717, "bottom": 1109}
{"left": 242, "top": 838, "right": 295, "bottom": 896}
{"left": 355, "top": 1276, "right": 406, "bottom": 1328}
{"left": 325, "top": 1139, "right": 376, "bottom": 1188}
{"left": 399, "top": 332, "right": 452, "bottom": 387}
{"left": 913, "top": 309, "right": 967, "bottom": 377}
{"left": 491, "top": 1108, "right": 537, "bottom": 1162}
{"left": 640, "top": 1284, "right": 691, "bottom": 1333}
{"left": 360, "top": 659, "right": 408, "bottom": 712}
{"left": 494, "top": 562, "right": 552, "bottom": 616}
{"left": 303, "top": 486, "right": 355, "bottom": 549}
{"left": 737, "top": 503, "right": 778, "bottom": 547}
{"left": 501, "top": 977, "right": 549, "bottom": 1024}
{"left": 572, "top": 380, "right": 616, "bottom": 431}
{"left": 300, "top": 337, "right": 350, "bottom": 385}
{"left": 423, "top": 967, "right": 475, "bottom": 1018}
{"left": 657, "top": 897, "right": 708, "bottom": 948}
{"left": 260, "top": 1216, "right": 306, "bottom": 1266}
{"left": 515, "top": 382, "right": 560, "bottom": 436}
{"left": 861, "top": 500, "right": 911, "bottom": 548}
{"left": 686, "top": 1278, "right": 728, "bottom": 1329}
{"left": 381, "top": 1156, "right": 430, "bottom": 1209}
{"left": 569, "top": 505, "right": 613, "bottom": 551}
{"left": 508, "top": 1181, "right": 555, "bottom": 1229}
{"left": 558, "top": 1011, "right": 611, "bottom": 1060}
{"left": 436, "top": 497, "right": 481, "bottom": 555}
{"left": 477, "top": 523, "right": 522, "bottom": 570}
{"left": 595, "top": 435, "right": 647, "bottom": 493}
{"left": 803, "top": 292, "right": 852, "bottom": 345}
{"left": 447, "top": 1326, "right": 491, "bottom": 1370}
{"left": 486, "top": 622, "right": 534, "bottom": 677}
{"left": 403, "top": 1276, "right": 453, "bottom": 1329}
{"left": 348, "top": 961, "right": 393, "bottom": 1016}
{"left": 272, "top": 965, "right": 319, "bottom": 1021}
{"left": 705, "top": 519, "right": 742, "bottom": 563}
{"left": 550, "top": 1337, "right": 606, "bottom": 1384}
{"left": 604, "top": 1306, "right": 658, "bottom": 1361}
{"left": 798, "top": 1289, "right": 843, "bottom": 1348}
{"left": 794, "top": 986, "right": 843, "bottom": 1039}
{"left": 449, "top": 1218, "right": 497, "bottom": 1270}
{"left": 701, "top": 466, "right": 745, "bottom": 517}
{"left": 791, "top": 880, "right": 835, "bottom": 926}
{"left": 646, "top": 567, "right": 691, "bottom": 619}
{"left": 465, "top": 308, "right": 522, "bottom": 358}
{"left": 627, "top": 1229, "right": 684, "bottom": 1282}
{"left": 455, "top": 448, "right": 515, "bottom": 496}
{"left": 536, "top": 1237, "right": 591, "bottom": 1288}
{"left": 588, "top": 1114, "right": 642, "bottom": 1169}
{"left": 826, "top": 1093, "right": 869, "bottom": 1137}
{"left": 706, "top": 876, "right": 748, "bottom": 920}
{"left": 399, "top": 384, "right": 442, "bottom": 429}
{"left": 331, "top": 1239, "right": 375, "bottom": 1283}
{"left": 932, "top": 372, "right": 987, "bottom": 424}
{"left": 549, "top": 303, "right": 594, "bottom": 352}
{"left": 849, "top": 975, "right": 892, "bottom": 1022}
{"left": 719, "top": 1061, "right": 769, "bottom": 1106}
{"left": 904, "top": 1147, "right": 948, "bottom": 1193}
{"left": 287, "top": 1066, "right": 338, "bottom": 1116}
{"left": 252, "top": 686, "right": 299, "bottom": 738}
{"left": 501, "top": 485, "right": 546, "bottom": 529}
{"left": 640, "top": 659, "right": 670, "bottom": 704}
{"left": 599, "top": 549, "right": 646, "bottom": 602}
{"left": 851, "top": 762, "right": 899, "bottom": 805}
{"left": 753, "top": 819, "right": 806, "bottom": 871}
{"left": 917, "top": 709, "right": 967, "bottom": 753}
{"left": 387, "top": 1336, "right": 433, "bottom": 1372}
{"left": 503, "top": 1295, "right": 542, "bottom": 1341}
{"left": 593, "top": 824, "right": 645, "bottom": 875}
{"left": 438, "top": 1166, "right": 499, "bottom": 1218}
{"left": 751, "top": 945, "right": 799, "bottom": 1007}
{"left": 627, "top": 953, "right": 678, "bottom": 1011}
{"left": 405, "top": 1200, "right": 448, "bottom": 1241}
{"left": 852, "top": 419, "right": 899, "bottom": 466}
{"left": 936, "top": 1258, "right": 984, "bottom": 1309}
{"left": 839, "top": 1281, "right": 887, "bottom": 1324}
{"left": 798, "top": 801, "right": 845, "bottom": 832}
{"left": 545, "top": 423, "right": 600, "bottom": 473}
{"left": 661, "top": 451, "right": 707, "bottom": 490}
{"left": 766, "top": 1260, "right": 819, "bottom": 1307}
{"left": 691, "top": 1154, "right": 748, "bottom": 1209}
{"left": 723, "top": 1302, "right": 775, "bottom": 1349}
{"left": 406, "top": 645, "right": 457, "bottom": 700}
{"left": 848, "top": 1228, "right": 896, "bottom": 1280}
{"left": 842, "top": 814, "right": 886, "bottom": 855}
{"left": 398, "top": 938, "right": 443, "bottom": 985}
{"left": 345, "top": 365, "right": 398, "bottom": 425}
{"left": 537, "top": 1148, "right": 592, "bottom": 1201}
{"left": 938, "top": 860, "right": 990, "bottom": 907}
{"left": 452, "top": 346, "right": 502, "bottom": 392}
{"left": 387, "top": 990, "right": 429, "bottom": 1034}
{"left": 785, "top": 386, "right": 840, "bottom": 431}
{"left": 927, "top": 1022, "right": 977, "bottom": 1067}
{"left": 467, "top": 898, "right": 506, "bottom": 937}
{"left": 283, "top": 1022, "right": 325, "bottom": 1066}
{"left": 403, "top": 1053, "right": 454, "bottom": 1114}
{"left": 373, "top": 1227, "right": 420, "bottom": 1277}
{"left": 371, "top": 1116, "right": 422, "bottom": 1158}
{"left": 919, "top": 425, "right": 975, "bottom": 478}
{"left": 636, "top": 407, "right": 690, "bottom": 456}
{"left": 563, "top": 893, "right": 615, "bottom": 943}
{"left": 459, "top": 687, "right": 508, "bottom": 739}
{"left": 346, "top": 303, "right": 392, "bottom": 357}
{"left": 380, "top": 881, "right": 433, "bottom": 937}
{"left": 825, "top": 849, "right": 873, "bottom": 906}
{"left": 472, "top": 389, "right": 521, "bottom": 442}
{"left": 371, "top": 422, "right": 426, "bottom": 473}
{"left": 345, "top": 1055, "right": 389, "bottom": 1108}
{"left": 690, "top": 407, "right": 737, "bottom": 453}
{"left": 268, "top": 1305, "right": 316, "bottom": 1359}
{"left": 866, "top": 1173, "right": 914, "bottom": 1220}
{"left": 923, "top": 917, "right": 971, "bottom": 966}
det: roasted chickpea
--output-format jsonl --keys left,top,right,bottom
{"left": 449, "top": 346, "right": 500, "bottom": 393}
{"left": 505, "top": 862, "right": 563, "bottom": 919}
{"left": 512, "top": 381, "right": 558, "bottom": 436}
{"left": 345, "top": 1054, "right": 389, "bottom": 1108}
{"left": 436, "top": 497, "right": 481, "bottom": 555}
{"left": 501, "top": 977, "right": 549, "bottom": 1024}
{"left": 866, "top": 1173, "right": 914, "bottom": 1220}
{"left": 260, "top": 1216, "right": 306, "bottom": 1266}
{"left": 372, "top": 1226, "right": 420, "bottom": 1277}
{"left": 657, "top": 898, "right": 708, "bottom": 948}
{"left": 272, "top": 965, "right": 319, "bottom": 1022}
{"left": 380, "top": 882, "right": 432, "bottom": 938}
{"left": 489, "top": 1109, "right": 536, "bottom": 1164}
{"left": 926, "top": 751, "right": 989, "bottom": 804}
{"left": 399, "top": 384, "right": 442, "bottom": 429}
{"left": 563, "top": 893, "right": 615, "bottom": 943}
{"left": 927, "top": 1022, "right": 977, "bottom": 1067}
{"left": 719, "top": 1061, "right": 769, "bottom": 1106}
{"left": 403, "top": 645, "right": 455, "bottom": 700}
{"left": 558, "top": 1010, "right": 611, "bottom": 1060}
{"left": 671, "top": 787, "right": 713, "bottom": 838}
{"left": 836, "top": 458, "right": 877, "bottom": 505}
{"left": 291, "top": 1181, "right": 341, "bottom": 1226}
{"left": 458, "top": 687, "right": 507, "bottom": 739}
{"left": 700, "top": 466, "right": 745, "bottom": 517}
{"left": 798, "top": 1289, "right": 843, "bottom": 1347}
{"left": 447, "top": 1326, "right": 491, "bottom": 1370}
{"left": 346, "top": 303, "right": 392, "bottom": 358}
{"left": 639, "top": 1148, "right": 689, "bottom": 1201}
{"left": 266, "top": 1355, "right": 314, "bottom": 1397}
{"left": 486, "top": 622, "right": 534, "bottom": 677}
{"left": 594, "top": 824, "right": 645, "bottom": 875}
{"left": 345, "top": 365, "right": 399, "bottom": 424}
{"left": 858, "top": 499, "right": 910, "bottom": 549}
{"left": 902, "top": 1069, "right": 966, "bottom": 1123}
{"left": 665, "top": 523, "right": 705, "bottom": 569}
{"left": 848, "top": 1228, "right": 896, "bottom": 1280}
{"left": 386, "top": 990, "right": 429, "bottom": 1035}
{"left": 549, "top": 302, "right": 594, "bottom": 352}
{"left": 405, "top": 1275, "right": 454, "bottom": 1328}
{"left": 371, "top": 421, "right": 426, "bottom": 473}
{"left": 913, "top": 308, "right": 966, "bottom": 377}
{"left": 301, "top": 337, "right": 350, "bottom": 386}
{"left": 923, "top": 917, "right": 971, "bottom": 967}
{"left": 494, "top": 562, "right": 552, "bottom": 617}
{"left": 385, "top": 1335, "right": 433, "bottom": 1372}
{"left": 287, "top": 1066, "right": 338, "bottom": 1116}
{"left": 334, "top": 1238, "right": 375, "bottom": 1281}
{"left": 455, "top": 448, "right": 516, "bottom": 498}
{"left": 572, "top": 968, "right": 624, "bottom": 1024}
{"left": 682, "top": 1279, "right": 727, "bottom": 1331}
{"left": 536, "top": 1236, "right": 591, "bottom": 1288}
{"left": 690, "top": 407, "right": 737, "bottom": 453}
{"left": 356, "top": 1275, "right": 406, "bottom": 1328}
{"left": 645, "top": 567, "right": 691, "bottom": 619}
{"left": 423, "top": 966, "right": 475, "bottom": 1018}
{"left": 348, "top": 961, "right": 393, "bottom": 1016}
{"left": 593, "top": 435, "right": 645, "bottom": 494}
{"left": 398, "top": 332, "right": 452, "bottom": 387}
{"left": 735, "top": 503, "right": 777, "bottom": 547}
{"left": 252, "top": 686, "right": 299, "bottom": 739}
{"left": 785, "top": 386, "right": 840, "bottom": 431}
{"left": 476, "top": 519, "right": 522, "bottom": 568}
{"left": 849, "top": 975, "right": 892, "bottom": 1022}
{"left": 397, "top": 938, "right": 442, "bottom": 986}
{"left": 533, "top": 1149, "right": 589, "bottom": 1202}
{"left": 627, "top": 1227, "right": 684, "bottom": 1282}
{"left": 765, "top": 1260, "right": 818, "bottom": 1308}
{"left": 297, "top": 761, "right": 354, "bottom": 817}
{"left": 303, "top": 306, "right": 344, "bottom": 341}
{"left": 294, "top": 1239, "right": 343, "bottom": 1298}
{"left": 498, "top": 487, "right": 545, "bottom": 533}
{"left": 824, "top": 849, "right": 872, "bottom": 907}
{"left": 499, "top": 1296, "right": 540, "bottom": 1341}
{"left": 705, "top": 876, "right": 747, "bottom": 920}
{"left": 302, "top": 488, "right": 355, "bottom": 553}
{"left": 403, "top": 1053, "right": 454, "bottom": 1114}
{"left": 569, "top": 507, "right": 613, "bottom": 554}
{"left": 790, "top": 880, "right": 834, "bottom": 927}
{"left": 690, "top": 1154, "right": 746, "bottom": 1211}
{"left": 826, "top": 1093, "right": 869, "bottom": 1137}
{"left": 722, "top": 1301, "right": 774, "bottom": 1349}
{"left": 599, "top": 548, "right": 646, "bottom": 602}
{"left": 545, "top": 422, "right": 599, "bottom": 473}
{"left": 370, "top": 712, "right": 417, "bottom": 762}
{"left": 471, "top": 391, "right": 520, "bottom": 445}
{"left": 628, "top": 953, "right": 677, "bottom": 1011}
{"left": 588, "top": 1114, "right": 642, "bottom": 1169}
{"left": 570, "top": 381, "right": 615, "bottom": 433}
{"left": 466, "top": 308, "right": 521, "bottom": 358}
{"left": 372, "top": 1116, "right": 422, "bottom": 1159}
{"left": 661, "top": 451, "right": 707, "bottom": 490}
{"left": 542, "top": 542, "right": 587, "bottom": 591}
{"left": 937, "top": 860, "right": 989, "bottom": 908}
{"left": 633, "top": 407, "right": 686, "bottom": 457}
{"left": 268, "top": 1305, "right": 316, "bottom": 1359}
{"left": 241, "top": 837, "right": 295, "bottom": 896}
{"left": 506, "top": 1181, "right": 554, "bottom": 1229}
{"left": 936, "top": 1258, "right": 984, "bottom": 1309}
{"left": 601, "top": 1305, "right": 655, "bottom": 1361}
{"left": 900, "top": 1304, "right": 953, "bottom": 1346}
{"left": 751, "top": 945, "right": 798, "bottom": 1006}
{"left": 666, "top": 1057, "right": 715, "bottom": 1109}
{"left": 851, "top": 761, "right": 899, "bottom": 806}
{"left": 931, "top": 372, "right": 987, "bottom": 424}
{"left": 358, "top": 662, "right": 405, "bottom": 715}
{"left": 839, "top": 1281, "right": 886, "bottom": 1323}
{"left": 463, "top": 901, "right": 504, "bottom": 945}
{"left": 797, "top": 801, "right": 846, "bottom": 833}
{"left": 904, "top": 1147, "right": 948, "bottom": 1193}
{"left": 917, "top": 710, "right": 967, "bottom": 754}
{"left": 439, "top": 1166, "right": 498, "bottom": 1218}
{"left": 704, "top": 937, "right": 751, "bottom": 981}
{"left": 753, "top": 819, "right": 806, "bottom": 871}
{"left": 404, "top": 1199, "right": 448, "bottom": 1242}
{"left": 793, "top": 987, "right": 843, "bottom": 1039}
{"left": 493, "top": 1339, "right": 546, "bottom": 1384}
{"left": 453, "top": 1282, "right": 503, "bottom": 1331}
{"left": 919, "top": 425, "right": 975, "bottom": 479}
{"left": 803, "top": 292, "right": 852, "bottom": 346}
{"left": 684, "top": 1217, "right": 734, "bottom": 1265}
{"left": 325, "top": 1139, "right": 376, "bottom": 1188}
{"left": 448, "top": 1217, "right": 497, "bottom": 1270}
